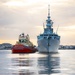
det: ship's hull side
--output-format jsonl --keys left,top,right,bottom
{"left": 37, "top": 38, "right": 60, "bottom": 53}
{"left": 12, "top": 44, "right": 37, "bottom": 53}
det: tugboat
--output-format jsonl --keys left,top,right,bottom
{"left": 12, "top": 33, "right": 37, "bottom": 53}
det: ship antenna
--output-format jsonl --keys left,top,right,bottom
{"left": 56, "top": 25, "right": 59, "bottom": 34}
{"left": 43, "top": 23, "right": 45, "bottom": 29}
{"left": 48, "top": 4, "right": 50, "bottom": 17}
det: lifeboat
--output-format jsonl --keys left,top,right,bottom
{"left": 12, "top": 33, "right": 37, "bottom": 53}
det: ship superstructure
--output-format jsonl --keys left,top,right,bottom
{"left": 37, "top": 5, "right": 60, "bottom": 53}
{"left": 17, "top": 33, "right": 33, "bottom": 47}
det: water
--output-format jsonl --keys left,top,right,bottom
{"left": 0, "top": 50, "right": 75, "bottom": 75}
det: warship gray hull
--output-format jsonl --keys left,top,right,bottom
{"left": 37, "top": 38, "right": 60, "bottom": 53}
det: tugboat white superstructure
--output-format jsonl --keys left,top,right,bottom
{"left": 37, "top": 5, "right": 60, "bottom": 53}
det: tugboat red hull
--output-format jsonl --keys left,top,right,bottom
{"left": 12, "top": 44, "right": 37, "bottom": 53}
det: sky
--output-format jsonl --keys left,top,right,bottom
{"left": 0, "top": 0, "right": 75, "bottom": 45}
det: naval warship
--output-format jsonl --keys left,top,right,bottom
{"left": 37, "top": 5, "right": 60, "bottom": 53}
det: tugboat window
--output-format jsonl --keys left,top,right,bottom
{"left": 22, "top": 40, "right": 24, "bottom": 43}
{"left": 19, "top": 40, "right": 21, "bottom": 42}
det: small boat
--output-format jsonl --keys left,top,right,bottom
{"left": 12, "top": 33, "right": 37, "bottom": 53}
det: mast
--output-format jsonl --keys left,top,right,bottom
{"left": 48, "top": 4, "right": 50, "bottom": 18}
{"left": 46, "top": 5, "right": 53, "bottom": 28}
